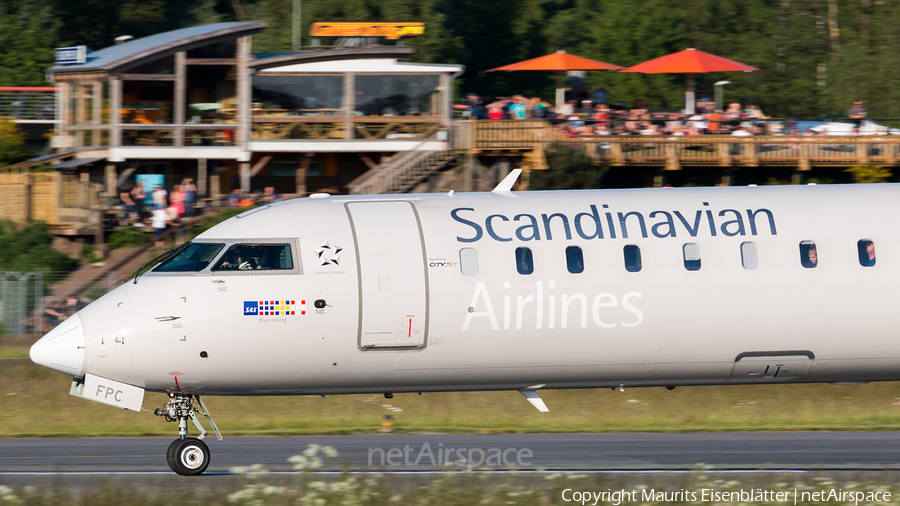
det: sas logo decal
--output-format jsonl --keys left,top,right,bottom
{"left": 244, "top": 300, "right": 305, "bottom": 316}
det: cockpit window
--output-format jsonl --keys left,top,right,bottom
{"left": 211, "top": 244, "right": 294, "bottom": 271}
{"left": 154, "top": 243, "right": 224, "bottom": 272}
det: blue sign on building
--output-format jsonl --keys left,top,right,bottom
{"left": 54, "top": 46, "right": 87, "bottom": 65}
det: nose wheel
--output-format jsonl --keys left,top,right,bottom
{"left": 167, "top": 438, "right": 210, "bottom": 475}
{"left": 155, "top": 393, "right": 222, "bottom": 476}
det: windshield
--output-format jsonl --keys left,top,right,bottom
{"left": 154, "top": 243, "right": 225, "bottom": 272}
{"left": 211, "top": 244, "right": 293, "bottom": 271}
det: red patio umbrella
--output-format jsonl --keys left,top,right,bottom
{"left": 620, "top": 48, "right": 759, "bottom": 114}
{"left": 489, "top": 50, "right": 623, "bottom": 110}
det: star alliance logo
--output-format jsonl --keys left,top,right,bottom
{"left": 315, "top": 241, "right": 342, "bottom": 266}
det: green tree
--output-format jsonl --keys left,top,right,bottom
{"left": 0, "top": 220, "right": 77, "bottom": 273}
{"left": 0, "top": 120, "right": 26, "bottom": 165}
{"left": 528, "top": 142, "right": 608, "bottom": 190}
{"left": 0, "top": 1, "right": 59, "bottom": 86}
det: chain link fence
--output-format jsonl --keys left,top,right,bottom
{"left": 0, "top": 271, "right": 79, "bottom": 338}
{"left": 0, "top": 272, "right": 43, "bottom": 336}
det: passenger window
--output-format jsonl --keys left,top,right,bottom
{"left": 515, "top": 247, "right": 534, "bottom": 275}
{"left": 858, "top": 239, "right": 876, "bottom": 267}
{"left": 154, "top": 242, "right": 224, "bottom": 272}
{"left": 683, "top": 243, "right": 701, "bottom": 271}
{"left": 459, "top": 248, "right": 479, "bottom": 276}
{"left": 623, "top": 245, "right": 642, "bottom": 272}
{"left": 211, "top": 243, "right": 293, "bottom": 271}
{"left": 566, "top": 246, "right": 584, "bottom": 274}
{"left": 799, "top": 241, "right": 818, "bottom": 268}
{"left": 740, "top": 242, "right": 758, "bottom": 270}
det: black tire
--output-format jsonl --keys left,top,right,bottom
{"left": 171, "top": 437, "right": 210, "bottom": 476}
{"left": 166, "top": 439, "right": 180, "bottom": 472}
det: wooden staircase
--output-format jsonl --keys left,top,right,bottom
{"left": 347, "top": 147, "right": 457, "bottom": 195}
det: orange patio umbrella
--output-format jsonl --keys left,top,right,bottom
{"left": 489, "top": 50, "right": 623, "bottom": 110}
{"left": 620, "top": 48, "right": 759, "bottom": 114}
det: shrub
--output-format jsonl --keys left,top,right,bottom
{"left": 0, "top": 220, "right": 77, "bottom": 273}
{"left": 528, "top": 142, "right": 608, "bottom": 190}
{"left": 0, "top": 119, "right": 26, "bottom": 165}
{"left": 845, "top": 165, "right": 892, "bottom": 184}
{"left": 108, "top": 226, "right": 149, "bottom": 250}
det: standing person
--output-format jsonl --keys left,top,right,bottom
{"left": 486, "top": 100, "right": 505, "bottom": 120}
{"left": 152, "top": 206, "right": 170, "bottom": 249}
{"left": 228, "top": 188, "right": 242, "bottom": 207}
{"left": 591, "top": 85, "right": 609, "bottom": 107}
{"left": 465, "top": 94, "right": 487, "bottom": 120}
{"left": 119, "top": 182, "right": 137, "bottom": 226}
{"left": 152, "top": 184, "right": 168, "bottom": 210}
{"left": 170, "top": 184, "right": 185, "bottom": 217}
{"left": 577, "top": 100, "right": 593, "bottom": 117}
{"left": 508, "top": 96, "right": 527, "bottom": 119}
{"left": 64, "top": 296, "right": 83, "bottom": 317}
{"left": 44, "top": 300, "right": 66, "bottom": 330}
{"left": 706, "top": 109, "right": 723, "bottom": 133}
{"left": 130, "top": 182, "right": 146, "bottom": 226}
{"left": 850, "top": 101, "right": 867, "bottom": 127}
{"left": 182, "top": 178, "right": 197, "bottom": 218}
{"left": 555, "top": 100, "right": 576, "bottom": 118}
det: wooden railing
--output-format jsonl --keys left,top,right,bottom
{"left": 455, "top": 120, "right": 900, "bottom": 168}
{"left": 250, "top": 116, "right": 443, "bottom": 141}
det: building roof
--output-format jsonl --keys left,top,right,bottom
{"left": 257, "top": 58, "right": 464, "bottom": 74}
{"left": 49, "top": 21, "right": 266, "bottom": 75}
{"left": 250, "top": 45, "right": 415, "bottom": 70}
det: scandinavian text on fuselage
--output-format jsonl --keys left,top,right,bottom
{"left": 450, "top": 203, "right": 777, "bottom": 243}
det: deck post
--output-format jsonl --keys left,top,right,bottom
{"left": 92, "top": 81, "right": 103, "bottom": 147}
{"left": 197, "top": 158, "right": 207, "bottom": 197}
{"left": 174, "top": 51, "right": 186, "bottom": 146}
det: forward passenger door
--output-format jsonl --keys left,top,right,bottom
{"left": 346, "top": 201, "right": 428, "bottom": 348}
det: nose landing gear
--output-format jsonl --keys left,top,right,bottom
{"left": 154, "top": 393, "right": 222, "bottom": 476}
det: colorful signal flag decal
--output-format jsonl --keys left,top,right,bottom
{"left": 244, "top": 300, "right": 305, "bottom": 316}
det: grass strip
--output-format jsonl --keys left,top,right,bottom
{"left": 1, "top": 357, "right": 900, "bottom": 437}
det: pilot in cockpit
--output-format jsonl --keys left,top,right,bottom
{"left": 219, "top": 249, "right": 253, "bottom": 270}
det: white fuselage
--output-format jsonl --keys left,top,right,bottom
{"left": 32, "top": 184, "right": 900, "bottom": 397}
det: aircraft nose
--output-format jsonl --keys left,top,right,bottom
{"left": 30, "top": 314, "right": 85, "bottom": 377}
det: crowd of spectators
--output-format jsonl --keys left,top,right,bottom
{"left": 462, "top": 86, "right": 872, "bottom": 137}
{"left": 464, "top": 90, "right": 782, "bottom": 136}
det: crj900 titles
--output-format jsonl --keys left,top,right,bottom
{"left": 450, "top": 203, "right": 777, "bottom": 242}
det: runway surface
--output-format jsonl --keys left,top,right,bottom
{"left": 2, "top": 432, "right": 900, "bottom": 475}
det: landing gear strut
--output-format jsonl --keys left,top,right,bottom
{"left": 154, "top": 393, "right": 222, "bottom": 476}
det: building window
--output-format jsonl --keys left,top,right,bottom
{"left": 459, "top": 248, "right": 479, "bottom": 276}
{"left": 740, "top": 242, "right": 758, "bottom": 270}
{"left": 252, "top": 75, "right": 345, "bottom": 116}
{"left": 122, "top": 81, "right": 174, "bottom": 124}
{"left": 515, "top": 247, "right": 534, "bottom": 275}
{"left": 566, "top": 246, "right": 584, "bottom": 274}
{"left": 354, "top": 75, "right": 441, "bottom": 117}
{"left": 623, "top": 245, "right": 642, "bottom": 272}
{"left": 683, "top": 243, "right": 701, "bottom": 271}
{"left": 800, "top": 241, "right": 818, "bottom": 268}
{"left": 858, "top": 239, "right": 876, "bottom": 267}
